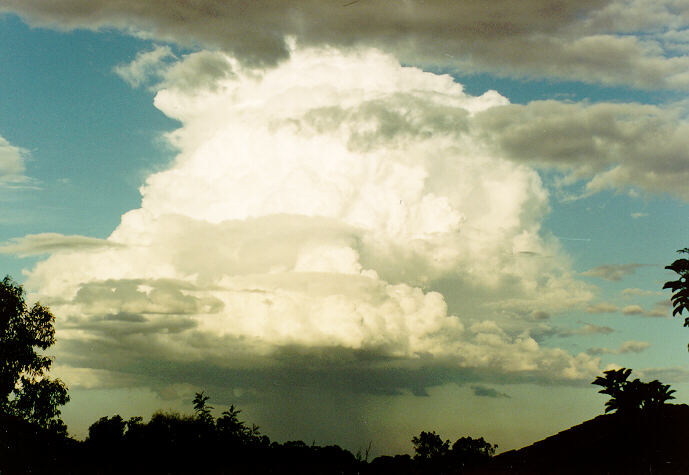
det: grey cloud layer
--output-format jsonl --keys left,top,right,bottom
{"left": 2, "top": 0, "right": 689, "bottom": 89}
{"left": 474, "top": 102, "right": 689, "bottom": 200}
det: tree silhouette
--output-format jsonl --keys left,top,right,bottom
{"left": 411, "top": 430, "right": 450, "bottom": 461}
{"left": 193, "top": 390, "right": 214, "bottom": 423}
{"left": 450, "top": 435, "right": 497, "bottom": 465}
{"left": 592, "top": 368, "right": 675, "bottom": 413}
{"left": 0, "top": 276, "right": 69, "bottom": 432}
{"left": 664, "top": 248, "right": 689, "bottom": 332}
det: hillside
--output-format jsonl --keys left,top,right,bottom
{"left": 485, "top": 404, "right": 689, "bottom": 474}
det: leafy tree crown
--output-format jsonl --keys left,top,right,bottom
{"left": 0, "top": 276, "right": 69, "bottom": 430}
{"left": 592, "top": 368, "right": 675, "bottom": 414}
{"left": 663, "top": 247, "right": 689, "bottom": 326}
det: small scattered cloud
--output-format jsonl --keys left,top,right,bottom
{"left": 558, "top": 323, "right": 615, "bottom": 337}
{"left": 621, "top": 304, "right": 645, "bottom": 315}
{"left": 471, "top": 385, "right": 510, "bottom": 399}
{"left": 585, "top": 302, "right": 619, "bottom": 314}
{"left": 621, "top": 304, "right": 668, "bottom": 318}
{"left": 581, "top": 264, "right": 644, "bottom": 281}
{"left": 587, "top": 340, "right": 651, "bottom": 355}
{"left": 0, "top": 233, "right": 126, "bottom": 257}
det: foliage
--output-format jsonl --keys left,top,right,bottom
{"left": 592, "top": 368, "right": 675, "bottom": 413}
{"left": 664, "top": 248, "right": 689, "bottom": 330}
{"left": 410, "top": 430, "right": 497, "bottom": 473}
{"left": 412, "top": 430, "right": 450, "bottom": 461}
{"left": 217, "top": 403, "right": 264, "bottom": 446}
{"left": 0, "top": 276, "right": 69, "bottom": 430}
{"left": 451, "top": 435, "right": 497, "bottom": 463}
{"left": 193, "top": 390, "right": 214, "bottom": 423}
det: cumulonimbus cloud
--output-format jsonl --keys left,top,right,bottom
{"left": 2, "top": 0, "right": 689, "bottom": 89}
{"left": 16, "top": 47, "right": 602, "bottom": 404}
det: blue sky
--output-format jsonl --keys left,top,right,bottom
{"left": 1, "top": 1, "right": 689, "bottom": 455}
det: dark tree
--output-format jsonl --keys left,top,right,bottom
{"left": 450, "top": 435, "right": 497, "bottom": 461}
{"left": 87, "top": 414, "right": 126, "bottom": 448}
{"left": 411, "top": 430, "right": 450, "bottom": 461}
{"left": 664, "top": 248, "right": 689, "bottom": 331}
{"left": 193, "top": 390, "right": 214, "bottom": 423}
{"left": 0, "top": 276, "right": 69, "bottom": 431}
{"left": 592, "top": 368, "right": 675, "bottom": 413}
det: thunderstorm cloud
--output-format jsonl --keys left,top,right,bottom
{"left": 22, "top": 48, "right": 601, "bottom": 406}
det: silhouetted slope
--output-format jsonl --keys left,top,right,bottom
{"left": 485, "top": 404, "right": 689, "bottom": 474}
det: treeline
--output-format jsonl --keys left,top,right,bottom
{"left": 0, "top": 391, "right": 498, "bottom": 474}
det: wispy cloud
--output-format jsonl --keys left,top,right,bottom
{"left": 471, "top": 385, "right": 510, "bottom": 399}
{"left": 0, "top": 233, "right": 125, "bottom": 257}
{"left": 585, "top": 302, "right": 619, "bottom": 314}
{"left": 572, "top": 323, "right": 615, "bottom": 335}
{"left": 0, "top": 135, "right": 32, "bottom": 189}
{"left": 581, "top": 264, "right": 645, "bottom": 281}
{"left": 113, "top": 45, "right": 175, "bottom": 88}
{"left": 587, "top": 340, "right": 651, "bottom": 355}
{"left": 621, "top": 288, "right": 663, "bottom": 297}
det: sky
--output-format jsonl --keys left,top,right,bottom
{"left": 1, "top": 0, "right": 689, "bottom": 456}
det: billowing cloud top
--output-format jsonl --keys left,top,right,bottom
{"left": 25, "top": 47, "right": 600, "bottom": 400}
{"left": 2, "top": 0, "right": 689, "bottom": 89}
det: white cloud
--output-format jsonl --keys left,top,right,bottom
{"left": 20, "top": 47, "right": 601, "bottom": 398}
{"left": 0, "top": 134, "right": 30, "bottom": 187}
{"left": 113, "top": 45, "right": 174, "bottom": 88}
{"left": 621, "top": 304, "right": 644, "bottom": 315}
{"left": 3, "top": 0, "right": 689, "bottom": 89}
{"left": 114, "top": 46, "right": 235, "bottom": 92}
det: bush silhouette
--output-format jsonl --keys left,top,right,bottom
{"left": 592, "top": 368, "right": 675, "bottom": 413}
